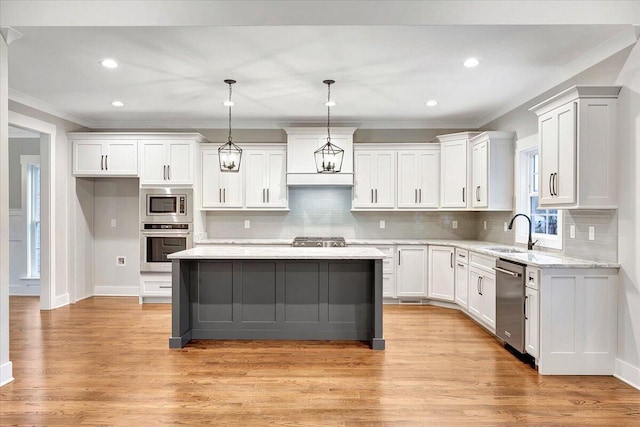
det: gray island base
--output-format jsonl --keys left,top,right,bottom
{"left": 167, "top": 247, "right": 386, "bottom": 350}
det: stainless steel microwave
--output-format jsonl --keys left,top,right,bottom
{"left": 140, "top": 188, "right": 193, "bottom": 223}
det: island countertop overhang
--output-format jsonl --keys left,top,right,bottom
{"left": 168, "top": 246, "right": 386, "bottom": 260}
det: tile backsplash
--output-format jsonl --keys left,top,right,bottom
{"left": 204, "top": 188, "right": 618, "bottom": 262}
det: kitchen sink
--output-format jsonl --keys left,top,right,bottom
{"left": 482, "top": 247, "right": 527, "bottom": 254}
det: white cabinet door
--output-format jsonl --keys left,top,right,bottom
{"left": 417, "top": 149, "right": 440, "bottom": 208}
{"left": 538, "top": 103, "right": 576, "bottom": 205}
{"left": 428, "top": 246, "right": 455, "bottom": 301}
{"left": 397, "top": 151, "right": 419, "bottom": 208}
{"left": 74, "top": 141, "right": 104, "bottom": 175}
{"left": 201, "top": 150, "right": 243, "bottom": 208}
{"left": 471, "top": 140, "right": 488, "bottom": 208}
{"left": 480, "top": 273, "right": 496, "bottom": 331}
{"left": 353, "top": 150, "right": 395, "bottom": 209}
{"left": 73, "top": 140, "right": 137, "bottom": 176}
{"left": 468, "top": 267, "right": 483, "bottom": 320}
{"left": 396, "top": 245, "right": 428, "bottom": 297}
{"left": 440, "top": 140, "right": 468, "bottom": 208}
{"left": 455, "top": 260, "right": 469, "bottom": 309}
{"left": 105, "top": 141, "right": 138, "bottom": 175}
{"left": 525, "top": 286, "right": 539, "bottom": 359}
{"left": 140, "top": 142, "right": 168, "bottom": 184}
{"left": 245, "top": 148, "right": 287, "bottom": 208}
{"left": 166, "top": 141, "right": 193, "bottom": 185}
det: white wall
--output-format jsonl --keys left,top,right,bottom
{"left": 614, "top": 41, "right": 640, "bottom": 388}
{"left": 73, "top": 178, "right": 94, "bottom": 301}
{"left": 92, "top": 178, "right": 140, "bottom": 296}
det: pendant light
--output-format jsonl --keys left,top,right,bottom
{"left": 314, "top": 79, "right": 344, "bottom": 173}
{"left": 218, "top": 79, "right": 242, "bottom": 172}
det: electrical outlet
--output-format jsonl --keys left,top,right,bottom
{"left": 379, "top": 220, "right": 386, "bottom": 229}
{"left": 570, "top": 225, "right": 576, "bottom": 239}
{"left": 483, "top": 221, "right": 487, "bottom": 230}
{"left": 116, "top": 256, "right": 126, "bottom": 266}
{"left": 504, "top": 222, "right": 508, "bottom": 232}
{"left": 589, "top": 226, "right": 595, "bottom": 240}
{"left": 452, "top": 220, "right": 458, "bottom": 229}
{"left": 244, "top": 220, "right": 250, "bottom": 229}
{"left": 111, "top": 219, "right": 117, "bottom": 227}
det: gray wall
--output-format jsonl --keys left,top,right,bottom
{"left": 8, "top": 137, "right": 39, "bottom": 209}
{"left": 206, "top": 187, "right": 477, "bottom": 240}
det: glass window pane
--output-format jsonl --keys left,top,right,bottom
{"left": 533, "top": 215, "right": 547, "bottom": 234}
{"left": 547, "top": 215, "right": 558, "bottom": 236}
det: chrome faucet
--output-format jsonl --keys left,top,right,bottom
{"left": 508, "top": 213, "right": 538, "bottom": 250}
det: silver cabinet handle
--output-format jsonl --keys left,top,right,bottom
{"left": 167, "top": 165, "right": 170, "bottom": 181}
{"left": 101, "top": 155, "right": 104, "bottom": 170}
{"left": 375, "top": 188, "right": 378, "bottom": 203}
{"left": 398, "top": 250, "right": 401, "bottom": 265}
{"left": 476, "top": 186, "right": 480, "bottom": 202}
{"left": 371, "top": 189, "right": 374, "bottom": 203}
{"left": 450, "top": 252, "right": 453, "bottom": 268}
{"left": 159, "top": 285, "right": 172, "bottom": 289}
{"left": 462, "top": 187, "right": 465, "bottom": 203}
{"left": 267, "top": 188, "right": 269, "bottom": 203}
{"left": 415, "top": 189, "right": 417, "bottom": 203}
{"left": 219, "top": 188, "right": 222, "bottom": 203}
{"left": 419, "top": 188, "right": 422, "bottom": 203}
{"left": 492, "top": 266, "right": 522, "bottom": 277}
{"left": 479, "top": 276, "right": 483, "bottom": 295}
{"left": 524, "top": 295, "right": 529, "bottom": 320}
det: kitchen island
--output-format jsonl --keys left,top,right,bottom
{"left": 167, "top": 246, "right": 386, "bottom": 349}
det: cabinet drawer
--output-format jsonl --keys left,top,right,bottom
{"left": 469, "top": 251, "right": 496, "bottom": 271}
{"left": 456, "top": 248, "right": 469, "bottom": 264}
{"left": 142, "top": 280, "right": 172, "bottom": 295}
{"left": 375, "top": 245, "right": 396, "bottom": 274}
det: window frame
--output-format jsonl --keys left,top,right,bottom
{"left": 515, "top": 136, "right": 563, "bottom": 250}
{"left": 21, "top": 155, "right": 41, "bottom": 278}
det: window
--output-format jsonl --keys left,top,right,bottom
{"left": 516, "top": 141, "right": 562, "bottom": 250}
{"left": 21, "top": 155, "right": 41, "bottom": 278}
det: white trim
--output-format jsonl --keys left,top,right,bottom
{"left": 8, "top": 111, "right": 57, "bottom": 311}
{"left": 614, "top": 358, "right": 640, "bottom": 391}
{"left": 9, "top": 284, "right": 39, "bottom": 296}
{"left": 9, "top": 89, "right": 93, "bottom": 128}
{"left": 94, "top": 285, "right": 139, "bottom": 297}
{"left": 9, "top": 126, "right": 39, "bottom": 138}
{"left": 53, "top": 293, "right": 69, "bottom": 309}
{"left": 0, "top": 361, "right": 14, "bottom": 387}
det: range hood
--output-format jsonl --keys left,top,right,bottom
{"left": 285, "top": 127, "right": 356, "bottom": 186}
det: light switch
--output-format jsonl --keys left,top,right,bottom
{"left": 483, "top": 221, "right": 487, "bottom": 230}
{"left": 589, "top": 226, "right": 595, "bottom": 240}
{"left": 116, "top": 256, "right": 126, "bottom": 266}
{"left": 570, "top": 225, "right": 576, "bottom": 239}
{"left": 452, "top": 220, "right": 458, "bottom": 229}
{"left": 504, "top": 222, "right": 508, "bottom": 232}
{"left": 111, "top": 219, "right": 117, "bottom": 228}
{"left": 380, "top": 220, "right": 386, "bottom": 229}
{"left": 244, "top": 220, "right": 250, "bottom": 229}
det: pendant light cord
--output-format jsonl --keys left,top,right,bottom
{"left": 327, "top": 82, "right": 331, "bottom": 144}
{"left": 228, "top": 82, "right": 233, "bottom": 143}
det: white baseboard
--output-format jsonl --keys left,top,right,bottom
{"left": 9, "top": 284, "right": 40, "bottom": 296}
{"left": 0, "top": 361, "right": 14, "bottom": 387}
{"left": 614, "top": 358, "right": 640, "bottom": 390}
{"left": 94, "top": 285, "right": 139, "bottom": 296}
{"left": 53, "top": 293, "right": 69, "bottom": 309}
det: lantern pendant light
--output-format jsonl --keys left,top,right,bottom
{"left": 314, "top": 79, "right": 344, "bottom": 173}
{"left": 218, "top": 79, "right": 242, "bottom": 172}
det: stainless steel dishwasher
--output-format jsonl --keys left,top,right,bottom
{"left": 494, "top": 259, "right": 527, "bottom": 353}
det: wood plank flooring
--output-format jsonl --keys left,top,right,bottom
{"left": 1, "top": 296, "right": 638, "bottom": 426}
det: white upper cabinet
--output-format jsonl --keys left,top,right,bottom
{"left": 353, "top": 146, "right": 395, "bottom": 209}
{"left": 469, "top": 131, "right": 514, "bottom": 210}
{"left": 437, "top": 132, "right": 479, "bottom": 209}
{"left": 397, "top": 145, "right": 440, "bottom": 209}
{"left": 140, "top": 139, "right": 195, "bottom": 186}
{"left": 244, "top": 146, "right": 287, "bottom": 209}
{"left": 530, "top": 86, "right": 620, "bottom": 209}
{"left": 72, "top": 139, "right": 138, "bottom": 176}
{"left": 201, "top": 148, "right": 243, "bottom": 208}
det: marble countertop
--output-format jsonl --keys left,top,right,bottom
{"left": 168, "top": 246, "right": 386, "bottom": 260}
{"left": 194, "top": 238, "right": 618, "bottom": 268}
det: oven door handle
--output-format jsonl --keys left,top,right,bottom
{"left": 141, "top": 232, "right": 192, "bottom": 237}
{"left": 492, "top": 266, "right": 521, "bottom": 277}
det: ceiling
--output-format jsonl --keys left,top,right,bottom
{"left": 2, "top": 2, "right": 639, "bottom": 130}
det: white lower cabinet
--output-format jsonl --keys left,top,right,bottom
{"left": 427, "top": 246, "right": 455, "bottom": 302}
{"left": 454, "top": 249, "right": 469, "bottom": 309}
{"left": 467, "top": 252, "right": 497, "bottom": 333}
{"left": 396, "top": 245, "right": 428, "bottom": 297}
{"left": 139, "top": 272, "right": 172, "bottom": 303}
{"left": 525, "top": 269, "right": 540, "bottom": 359}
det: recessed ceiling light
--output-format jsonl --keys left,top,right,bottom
{"left": 111, "top": 101, "right": 124, "bottom": 107}
{"left": 223, "top": 100, "right": 235, "bottom": 107}
{"left": 464, "top": 57, "right": 480, "bottom": 68}
{"left": 101, "top": 58, "right": 118, "bottom": 69}
{"left": 426, "top": 100, "right": 438, "bottom": 107}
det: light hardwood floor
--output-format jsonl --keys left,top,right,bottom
{"left": 1, "top": 296, "right": 638, "bottom": 426}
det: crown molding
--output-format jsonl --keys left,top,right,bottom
{"left": 8, "top": 126, "right": 39, "bottom": 138}
{"left": 9, "top": 89, "right": 95, "bottom": 128}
